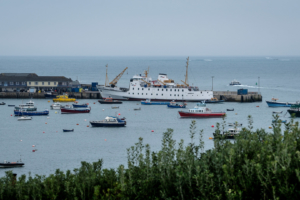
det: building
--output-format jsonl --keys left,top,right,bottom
{"left": 0, "top": 73, "right": 74, "bottom": 92}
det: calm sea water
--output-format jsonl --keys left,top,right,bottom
{"left": 0, "top": 56, "right": 299, "bottom": 177}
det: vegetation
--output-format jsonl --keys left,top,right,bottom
{"left": 1, "top": 115, "right": 300, "bottom": 199}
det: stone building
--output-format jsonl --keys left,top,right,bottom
{"left": 0, "top": 73, "right": 74, "bottom": 92}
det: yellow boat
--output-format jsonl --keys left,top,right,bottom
{"left": 53, "top": 95, "right": 76, "bottom": 102}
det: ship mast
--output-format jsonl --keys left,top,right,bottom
{"left": 105, "top": 65, "right": 109, "bottom": 87}
{"left": 181, "top": 57, "right": 189, "bottom": 86}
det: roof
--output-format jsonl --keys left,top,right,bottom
{"left": 0, "top": 73, "right": 72, "bottom": 82}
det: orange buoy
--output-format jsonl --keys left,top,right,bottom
{"left": 48, "top": 101, "right": 50, "bottom": 102}
{"left": 93, "top": 102, "right": 95, "bottom": 104}
{"left": 45, "top": 122, "right": 47, "bottom": 124}
{"left": 105, "top": 139, "right": 107, "bottom": 141}
{"left": 32, "top": 150, "right": 35, "bottom": 152}
{"left": 209, "top": 137, "right": 213, "bottom": 139}
{"left": 87, "top": 125, "right": 89, "bottom": 127}
{"left": 76, "top": 123, "right": 79, "bottom": 125}
{"left": 11, "top": 115, "right": 12, "bottom": 116}
{"left": 151, "top": 130, "right": 154, "bottom": 132}
{"left": 118, "top": 113, "right": 121, "bottom": 115}
{"left": 43, "top": 132, "right": 45, "bottom": 133}
{"left": 211, "top": 125, "right": 214, "bottom": 128}
{"left": 256, "top": 106, "right": 259, "bottom": 107}
{"left": 32, "top": 145, "right": 35, "bottom": 147}
{"left": 87, "top": 103, "right": 89, "bottom": 105}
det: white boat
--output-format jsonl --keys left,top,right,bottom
{"left": 229, "top": 80, "right": 241, "bottom": 85}
{"left": 50, "top": 102, "right": 62, "bottom": 110}
{"left": 18, "top": 116, "right": 32, "bottom": 120}
{"left": 15, "top": 100, "right": 36, "bottom": 110}
{"left": 228, "top": 123, "right": 242, "bottom": 127}
{"left": 97, "top": 57, "right": 213, "bottom": 101}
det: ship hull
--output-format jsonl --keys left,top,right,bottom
{"left": 266, "top": 101, "right": 293, "bottom": 107}
{"left": 61, "top": 108, "right": 91, "bottom": 114}
{"left": 178, "top": 111, "right": 225, "bottom": 118}
{"left": 287, "top": 110, "right": 300, "bottom": 117}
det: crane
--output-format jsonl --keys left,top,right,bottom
{"left": 141, "top": 79, "right": 151, "bottom": 87}
{"left": 157, "top": 80, "right": 166, "bottom": 85}
{"left": 109, "top": 67, "right": 128, "bottom": 87}
{"left": 181, "top": 57, "right": 189, "bottom": 87}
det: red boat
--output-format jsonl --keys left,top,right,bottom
{"left": 178, "top": 102, "right": 225, "bottom": 118}
{"left": 61, "top": 107, "right": 91, "bottom": 114}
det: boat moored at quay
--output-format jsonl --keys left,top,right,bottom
{"left": 178, "top": 102, "right": 225, "bottom": 118}
{"left": 97, "top": 57, "right": 213, "bottom": 101}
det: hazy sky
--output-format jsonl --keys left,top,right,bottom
{"left": 0, "top": 0, "right": 299, "bottom": 56}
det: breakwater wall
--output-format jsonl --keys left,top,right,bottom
{"left": 0, "top": 92, "right": 101, "bottom": 99}
{"left": 213, "top": 91, "right": 262, "bottom": 102}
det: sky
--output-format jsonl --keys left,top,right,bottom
{"left": 0, "top": 0, "right": 299, "bottom": 56}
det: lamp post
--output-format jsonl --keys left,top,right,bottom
{"left": 212, "top": 76, "right": 214, "bottom": 91}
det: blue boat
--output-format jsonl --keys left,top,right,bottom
{"left": 141, "top": 99, "right": 170, "bottom": 105}
{"left": 266, "top": 98, "right": 295, "bottom": 107}
{"left": 72, "top": 103, "right": 88, "bottom": 108}
{"left": 272, "top": 119, "right": 287, "bottom": 123}
{"left": 167, "top": 100, "right": 186, "bottom": 108}
{"left": 89, "top": 116, "right": 126, "bottom": 127}
{"left": 63, "top": 129, "right": 74, "bottom": 132}
{"left": 14, "top": 110, "right": 49, "bottom": 116}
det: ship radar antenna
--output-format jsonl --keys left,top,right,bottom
{"left": 105, "top": 65, "right": 110, "bottom": 87}
{"left": 181, "top": 57, "right": 189, "bottom": 86}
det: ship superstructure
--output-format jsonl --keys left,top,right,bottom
{"left": 97, "top": 57, "right": 213, "bottom": 101}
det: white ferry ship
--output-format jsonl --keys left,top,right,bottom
{"left": 97, "top": 57, "right": 213, "bottom": 101}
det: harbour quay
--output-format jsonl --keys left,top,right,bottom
{"left": 213, "top": 90, "right": 262, "bottom": 102}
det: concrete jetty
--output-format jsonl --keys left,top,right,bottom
{"left": 0, "top": 91, "right": 262, "bottom": 102}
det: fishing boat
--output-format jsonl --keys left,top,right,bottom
{"left": 141, "top": 99, "right": 170, "bottom": 105}
{"left": 178, "top": 102, "right": 226, "bottom": 118}
{"left": 18, "top": 116, "right": 32, "bottom": 121}
{"left": 90, "top": 116, "right": 126, "bottom": 127}
{"left": 213, "top": 128, "right": 240, "bottom": 139}
{"left": 63, "top": 129, "right": 74, "bottom": 132}
{"left": 50, "top": 102, "right": 62, "bottom": 110}
{"left": 97, "top": 57, "right": 213, "bottom": 101}
{"left": 287, "top": 104, "right": 300, "bottom": 117}
{"left": 14, "top": 110, "right": 49, "bottom": 116}
{"left": 44, "top": 92, "right": 58, "bottom": 98}
{"left": 205, "top": 97, "right": 224, "bottom": 103}
{"left": 134, "top": 107, "right": 141, "bottom": 110}
{"left": 15, "top": 100, "right": 36, "bottom": 111}
{"left": 228, "top": 123, "right": 242, "bottom": 127}
{"left": 0, "top": 160, "right": 24, "bottom": 168}
{"left": 0, "top": 102, "right": 5, "bottom": 105}
{"left": 98, "top": 97, "right": 123, "bottom": 104}
{"left": 167, "top": 100, "right": 186, "bottom": 108}
{"left": 61, "top": 107, "right": 91, "bottom": 114}
{"left": 53, "top": 95, "right": 76, "bottom": 102}
{"left": 227, "top": 108, "right": 234, "bottom": 111}
{"left": 266, "top": 98, "right": 296, "bottom": 107}
{"left": 272, "top": 119, "right": 287, "bottom": 123}
{"left": 8, "top": 105, "right": 15, "bottom": 107}
{"left": 229, "top": 80, "right": 241, "bottom": 86}
{"left": 72, "top": 103, "right": 89, "bottom": 108}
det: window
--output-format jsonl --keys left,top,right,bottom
{"left": 0, "top": 82, "right": 2, "bottom": 85}
{"left": 10, "top": 82, "right": 14, "bottom": 85}
{"left": 162, "top": 89, "right": 164, "bottom": 91}
{"left": 48, "top": 82, "right": 50, "bottom": 85}
{"left": 62, "top": 82, "right": 67, "bottom": 86}
{"left": 182, "top": 89, "right": 184, "bottom": 92}
{"left": 166, "top": 89, "right": 168, "bottom": 91}
{"left": 142, "top": 88, "right": 144, "bottom": 90}
{"left": 170, "top": 94, "right": 172, "bottom": 96}
{"left": 174, "top": 89, "right": 176, "bottom": 91}
{"left": 35, "top": 82, "right": 38, "bottom": 85}
{"left": 161, "top": 94, "right": 163, "bottom": 96}
{"left": 178, "top": 94, "right": 179, "bottom": 96}
{"left": 54, "top": 82, "right": 56, "bottom": 85}
{"left": 156, "top": 94, "right": 158, "bottom": 95}
{"left": 182, "top": 95, "right": 184, "bottom": 96}
{"left": 128, "top": 92, "right": 130, "bottom": 94}
{"left": 138, "top": 93, "right": 139, "bottom": 95}
{"left": 148, "top": 88, "right": 150, "bottom": 91}
{"left": 22, "top": 82, "right": 26, "bottom": 85}
{"left": 42, "top": 82, "right": 44, "bottom": 85}
{"left": 16, "top": 82, "right": 19, "bottom": 85}
{"left": 170, "top": 89, "right": 172, "bottom": 91}
{"left": 142, "top": 93, "right": 143, "bottom": 95}
{"left": 29, "top": 82, "right": 31, "bottom": 85}
{"left": 133, "top": 93, "right": 134, "bottom": 95}
{"left": 146, "top": 93, "right": 147, "bottom": 95}
{"left": 133, "top": 88, "right": 134, "bottom": 90}
{"left": 157, "top": 89, "right": 159, "bottom": 91}
{"left": 138, "top": 88, "right": 139, "bottom": 90}
{"left": 151, "top": 93, "right": 153, "bottom": 95}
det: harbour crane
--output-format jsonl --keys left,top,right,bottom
{"left": 109, "top": 67, "right": 128, "bottom": 87}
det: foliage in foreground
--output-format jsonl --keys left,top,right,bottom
{"left": 1, "top": 115, "right": 300, "bottom": 199}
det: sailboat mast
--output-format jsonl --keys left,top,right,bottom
{"left": 105, "top": 65, "right": 109, "bottom": 87}
{"left": 185, "top": 57, "right": 189, "bottom": 86}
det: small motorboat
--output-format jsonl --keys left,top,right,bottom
{"left": 0, "top": 160, "right": 24, "bottom": 168}
{"left": 8, "top": 105, "right": 15, "bottom": 107}
{"left": 98, "top": 97, "right": 122, "bottom": 104}
{"left": 53, "top": 95, "right": 76, "bottom": 102}
{"left": 134, "top": 107, "right": 141, "bottom": 110}
{"left": 205, "top": 97, "right": 224, "bottom": 103}
{"left": 63, "top": 129, "right": 74, "bottom": 132}
{"left": 266, "top": 98, "right": 296, "bottom": 107}
{"left": 51, "top": 102, "right": 63, "bottom": 110}
{"left": 111, "top": 106, "right": 119, "bottom": 109}
{"left": 213, "top": 128, "right": 240, "bottom": 139}
{"left": 272, "top": 120, "right": 287, "bottom": 123}
{"left": 141, "top": 99, "right": 170, "bottom": 105}
{"left": 178, "top": 102, "right": 226, "bottom": 118}
{"left": 61, "top": 107, "right": 91, "bottom": 114}
{"left": 167, "top": 100, "right": 186, "bottom": 108}
{"left": 73, "top": 103, "right": 89, "bottom": 108}
{"left": 287, "top": 104, "right": 300, "bottom": 117}
{"left": 228, "top": 123, "right": 242, "bottom": 127}
{"left": 229, "top": 79, "right": 241, "bottom": 86}
{"left": 272, "top": 111, "right": 283, "bottom": 114}
{"left": 15, "top": 100, "right": 35, "bottom": 110}
{"left": 18, "top": 116, "right": 32, "bottom": 121}
{"left": 227, "top": 108, "right": 234, "bottom": 111}
{"left": 0, "top": 102, "right": 5, "bottom": 105}
{"left": 90, "top": 116, "right": 126, "bottom": 127}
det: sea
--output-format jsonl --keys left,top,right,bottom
{"left": 0, "top": 56, "right": 299, "bottom": 177}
